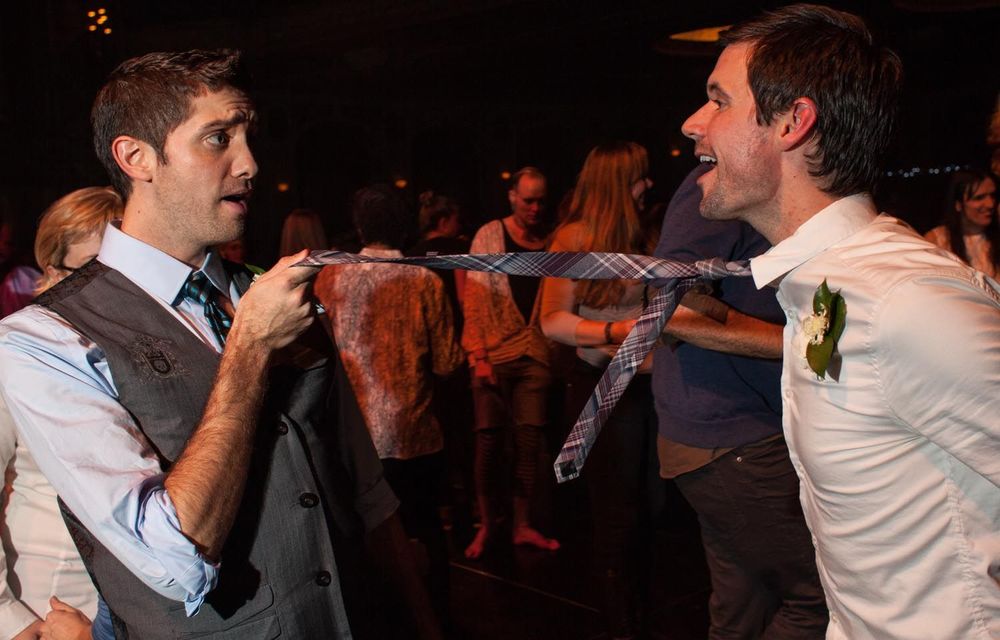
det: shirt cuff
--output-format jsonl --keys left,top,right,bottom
{"left": 137, "top": 478, "right": 219, "bottom": 615}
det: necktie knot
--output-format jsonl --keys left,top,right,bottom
{"left": 182, "top": 270, "right": 213, "bottom": 305}
{"left": 182, "top": 270, "right": 231, "bottom": 346}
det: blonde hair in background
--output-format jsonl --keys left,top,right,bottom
{"left": 34, "top": 186, "right": 123, "bottom": 294}
{"left": 279, "top": 208, "right": 328, "bottom": 256}
{"left": 565, "top": 141, "right": 649, "bottom": 308}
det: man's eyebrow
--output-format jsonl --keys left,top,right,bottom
{"left": 198, "top": 110, "right": 254, "bottom": 133}
{"left": 706, "top": 81, "right": 731, "bottom": 101}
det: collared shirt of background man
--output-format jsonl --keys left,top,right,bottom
{"left": 682, "top": 5, "right": 999, "bottom": 639}
{"left": 0, "top": 49, "right": 407, "bottom": 639}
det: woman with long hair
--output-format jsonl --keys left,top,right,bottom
{"left": 540, "top": 142, "right": 660, "bottom": 640}
{"left": 1, "top": 186, "right": 122, "bottom": 640}
{"left": 924, "top": 168, "right": 998, "bottom": 276}
{"left": 279, "top": 208, "right": 328, "bottom": 256}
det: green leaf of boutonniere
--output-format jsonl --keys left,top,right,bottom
{"left": 805, "top": 279, "right": 847, "bottom": 380}
{"left": 813, "top": 278, "right": 833, "bottom": 315}
{"left": 829, "top": 290, "right": 846, "bottom": 344}
{"left": 245, "top": 263, "right": 266, "bottom": 276}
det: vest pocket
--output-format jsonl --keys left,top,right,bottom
{"left": 174, "top": 610, "right": 281, "bottom": 639}
{"left": 170, "top": 583, "right": 277, "bottom": 638}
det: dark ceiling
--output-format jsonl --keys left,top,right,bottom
{"left": 2, "top": 0, "right": 998, "bottom": 261}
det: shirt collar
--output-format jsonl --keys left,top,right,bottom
{"left": 359, "top": 246, "right": 403, "bottom": 258}
{"left": 97, "top": 223, "right": 229, "bottom": 305}
{"left": 750, "top": 193, "right": 877, "bottom": 289}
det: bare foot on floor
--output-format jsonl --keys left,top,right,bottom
{"left": 464, "top": 527, "right": 492, "bottom": 560}
{"left": 513, "top": 526, "right": 560, "bottom": 551}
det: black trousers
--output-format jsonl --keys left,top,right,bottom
{"left": 567, "top": 362, "right": 664, "bottom": 635}
{"left": 381, "top": 453, "right": 450, "bottom": 625}
{"left": 674, "top": 436, "right": 828, "bottom": 639}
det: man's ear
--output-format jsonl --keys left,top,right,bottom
{"left": 508, "top": 188, "right": 516, "bottom": 209}
{"left": 111, "top": 136, "right": 156, "bottom": 184}
{"left": 777, "top": 97, "right": 818, "bottom": 151}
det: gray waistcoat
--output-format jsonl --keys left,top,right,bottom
{"left": 37, "top": 260, "right": 371, "bottom": 639}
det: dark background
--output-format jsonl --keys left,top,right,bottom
{"left": 1, "top": 0, "right": 997, "bottom": 266}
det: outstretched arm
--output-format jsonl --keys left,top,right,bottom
{"left": 664, "top": 291, "right": 783, "bottom": 359}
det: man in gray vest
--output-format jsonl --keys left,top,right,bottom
{"left": 0, "top": 50, "right": 417, "bottom": 638}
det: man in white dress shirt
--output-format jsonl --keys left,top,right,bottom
{"left": 681, "top": 4, "right": 1000, "bottom": 638}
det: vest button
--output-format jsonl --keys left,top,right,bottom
{"left": 299, "top": 492, "right": 319, "bottom": 508}
{"left": 277, "top": 421, "right": 289, "bottom": 435}
{"left": 315, "top": 570, "right": 332, "bottom": 587}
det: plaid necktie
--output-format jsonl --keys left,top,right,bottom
{"left": 181, "top": 270, "right": 232, "bottom": 347}
{"left": 299, "top": 250, "right": 751, "bottom": 481}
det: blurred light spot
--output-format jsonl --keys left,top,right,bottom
{"left": 670, "top": 26, "right": 730, "bottom": 43}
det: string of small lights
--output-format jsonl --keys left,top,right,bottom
{"left": 886, "top": 164, "right": 970, "bottom": 178}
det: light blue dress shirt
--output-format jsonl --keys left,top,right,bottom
{"left": 0, "top": 224, "right": 242, "bottom": 616}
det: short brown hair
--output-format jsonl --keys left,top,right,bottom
{"left": 418, "top": 190, "right": 459, "bottom": 233}
{"left": 34, "top": 186, "right": 123, "bottom": 293}
{"left": 721, "top": 4, "right": 902, "bottom": 197}
{"left": 353, "top": 185, "right": 412, "bottom": 249}
{"left": 91, "top": 49, "right": 252, "bottom": 198}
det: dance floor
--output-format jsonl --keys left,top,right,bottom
{"left": 445, "top": 476, "right": 712, "bottom": 640}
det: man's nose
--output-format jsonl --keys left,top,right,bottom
{"left": 682, "top": 103, "right": 710, "bottom": 141}
{"left": 233, "top": 143, "right": 258, "bottom": 180}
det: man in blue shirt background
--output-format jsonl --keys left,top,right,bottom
{"left": 654, "top": 164, "right": 827, "bottom": 638}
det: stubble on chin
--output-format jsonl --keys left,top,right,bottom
{"left": 699, "top": 188, "right": 735, "bottom": 221}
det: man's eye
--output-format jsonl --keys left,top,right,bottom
{"left": 208, "top": 132, "right": 230, "bottom": 146}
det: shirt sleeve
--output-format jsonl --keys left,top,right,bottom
{"left": 0, "top": 397, "right": 42, "bottom": 638}
{"left": 460, "top": 225, "right": 491, "bottom": 357}
{"left": 0, "top": 307, "right": 218, "bottom": 615}
{"left": 876, "top": 272, "right": 1000, "bottom": 487}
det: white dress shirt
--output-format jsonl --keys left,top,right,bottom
{"left": 0, "top": 224, "right": 240, "bottom": 616}
{"left": 752, "top": 194, "right": 1000, "bottom": 639}
{"left": 0, "top": 395, "right": 98, "bottom": 638}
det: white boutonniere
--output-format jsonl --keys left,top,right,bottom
{"left": 796, "top": 279, "right": 846, "bottom": 380}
